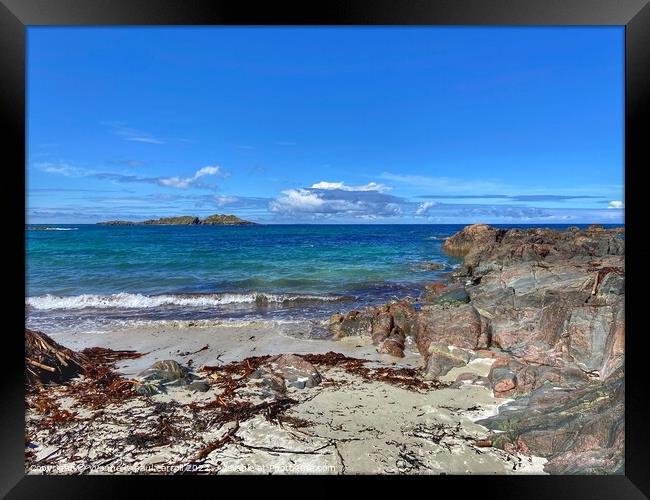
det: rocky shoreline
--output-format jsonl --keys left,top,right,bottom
{"left": 24, "top": 224, "right": 623, "bottom": 475}
{"left": 327, "top": 224, "right": 625, "bottom": 473}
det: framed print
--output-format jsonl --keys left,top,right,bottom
{"left": 2, "top": 0, "right": 649, "bottom": 497}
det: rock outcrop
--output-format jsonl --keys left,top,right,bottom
{"left": 143, "top": 216, "right": 200, "bottom": 225}
{"left": 201, "top": 214, "right": 256, "bottom": 225}
{"left": 328, "top": 224, "right": 625, "bottom": 473}
{"left": 328, "top": 302, "right": 416, "bottom": 358}
{"left": 98, "top": 214, "right": 256, "bottom": 226}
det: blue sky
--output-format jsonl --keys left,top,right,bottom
{"left": 27, "top": 27, "right": 624, "bottom": 224}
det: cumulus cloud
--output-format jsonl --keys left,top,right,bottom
{"left": 415, "top": 201, "right": 437, "bottom": 215}
{"left": 608, "top": 200, "right": 624, "bottom": 209}
{"left": 271, "top": 189, "right": 324, "bottom": 212}
{"left": 269, "top": 181, "right": 403, "bottom": 218}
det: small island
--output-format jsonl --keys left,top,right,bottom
{"left": 97, "top": 214, "right": 256, "bottom": 226}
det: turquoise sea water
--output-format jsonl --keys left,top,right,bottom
{"left": 25, "top": 224, "right": 621, "bottom": 332}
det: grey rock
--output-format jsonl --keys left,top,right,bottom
{"left": 435, "top": 287, "right": 470, "bottom": 307}
{"left": 186, "top": 381, "right": 210, "bottom": 392}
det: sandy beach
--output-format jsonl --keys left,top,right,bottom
{"left": 26, "top": 320, "right": 546, "bottom": 475}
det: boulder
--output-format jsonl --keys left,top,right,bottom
{"left": 371, "top": 309, "right": 394, "bottom": 344}
{"left": 434, "top": 287, "right": 470, "bottom": 307}
{"left": 415, "top": 303, "right": 485, "bottom": 352}
{"left": 489, "top": 366, "right": 517, "bottom": 396}
{"left": 443, "top": 224, "right": 624, "bottom": 274}
{"left": 329, "top": 310, "right": 374, "bottom": 338}
{"left": 377, "top": 327, "right": 406, "bottom": 358}
{"left": 449, "top": 372, "right": 491, "bottom": 389}
{"left": 254, "top": 354, "right": 322, "bottom": 390}
{"left": 137, "top": 360, "right": 191, "bottom": 383}
{"left": 134, "top": 359, "right": 205, "bottom": 395}
{"left": 423, "top": 282, "right": 448, "bottom": 303}
{"left": 422, "top": 343, "right": 469, "bottom": 379}
{"left": 388, "top": 302, "right": 416, "bottom": 337}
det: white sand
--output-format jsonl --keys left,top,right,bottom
{"left": 28, "top": 321, "right": 547, "bottom": 475}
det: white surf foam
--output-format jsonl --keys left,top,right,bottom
{"left": 26, "top": 292, "right": 347, "bottom": 310}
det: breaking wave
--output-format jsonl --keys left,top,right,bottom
{"left": 26, "top": 291, "right": 352, "bottom": 311}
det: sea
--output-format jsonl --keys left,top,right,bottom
{"left": 25, "top": 223, "right": 622, "bottom": 334}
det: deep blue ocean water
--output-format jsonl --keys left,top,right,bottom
{"left": 26, "top": 223, "right": 622, "bottom": 332}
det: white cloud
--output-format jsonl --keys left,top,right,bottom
{"left": 39, "top": 161, "right": 225, "bottom": 190}
{"left": 158, "top": 177, "right": 189, "bottom": 188}
{"left": 310, "top": 181, "right": 345, "bottom": 190}
{"left": 158, "top": 165, "right": 224, "bottom": 189}
{"left": 194, "top": 166, "right": 221, "bottom": 178}
{"left": 104, "top": 122, "right": 165, "bottom": 144}
{"left": 127, "top": 136, "right": 165, "bottom": 144}
{"left": 269, "top": 183, "right": 403, "bottom": 219}
{"left": 608, "top": 200, "right": 624, "bottom": 209}
{"left": 213, "top": 195, "right": 238, "bottom": 206}
{"left": 270, "top": 189, "right": 324, "bottom": 212}
{"left": 38, "top": 162, "right": 93, "bottom": 177}
{"left": 415, "top": 201, "right": 437, "bottom": 215}
{"left": 311, "top": 181, "right": 390, "bottom": 193}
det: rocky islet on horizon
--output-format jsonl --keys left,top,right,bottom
{"left": 97, "top": 214, "right": 256, "bottom": 226}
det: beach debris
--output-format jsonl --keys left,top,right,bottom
{"left": 63, "top": 346, "right": 143, "bottom": 408}
{"left": 25, "top": 329, "right": 89, "bottom": 389}
{"left": 134, "top": 359, "right": 209, "bottom": 395}
{"left": 300, "top": 351, "right": 447, "bottom": 391}
{"left": 178, "top": 344, "right": 209, "bottom": 356}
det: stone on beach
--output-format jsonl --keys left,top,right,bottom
{"left": 134, "top": 359, "right": 207, "bottom": 395}
{"left": 252, "top": 354, "right": 322, "bottom": 391}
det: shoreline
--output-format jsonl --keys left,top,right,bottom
{"left": 25, "top": 224, "right": 624, "bottom": 475}
{"left": 26, "top": 321, "right": 547, "bottom": 475}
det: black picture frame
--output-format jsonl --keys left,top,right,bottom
{"left": 3, "top": 0, "right": 648, "bottom": 496}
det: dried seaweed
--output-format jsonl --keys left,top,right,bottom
{"left": 27, "top": 344, "right": 450, "bottom": 473}
{"left": 300, "top": 351, "right": 447, "bottom": 391}
{"left": 26, "top": 389, "right": 78, "bottom": 430}
{"left": 62, "top": 347, "right": 144, "bottom": 409}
